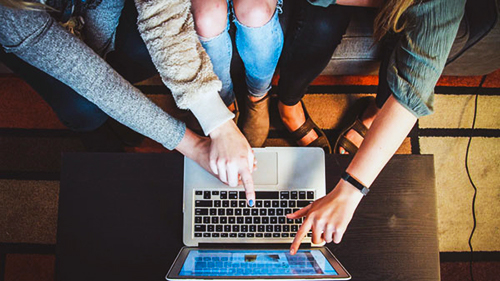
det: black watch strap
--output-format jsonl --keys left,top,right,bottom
{"left": 341, "top": 172, "right": 370, "bottom": 196}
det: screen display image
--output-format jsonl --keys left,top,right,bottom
{"left": 178, "top": 250, "right": 339, "bottom": 277}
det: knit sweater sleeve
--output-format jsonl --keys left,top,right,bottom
{"left": 0, "top": 5, "right": 186, "bottom": 150}
{"left": 134, "top": 0, "right": 234, "bottom": 135}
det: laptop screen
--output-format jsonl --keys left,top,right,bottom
{"left": 178, "top": 249, "right": 338, "bottom": 277}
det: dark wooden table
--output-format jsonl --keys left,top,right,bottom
{"left": 56, "top": 153, "right": 439, "bottom": 281}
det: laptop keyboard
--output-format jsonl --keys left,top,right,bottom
{"left": 193, "top": 190, "right": 314, "bottom": 239}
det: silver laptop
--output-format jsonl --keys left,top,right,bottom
{"left": 167, "top": 147, "right": 351, "bottom": 280}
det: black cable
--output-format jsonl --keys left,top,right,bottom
{"left": 465, "top": 75, "right": 487, "bottom": 281}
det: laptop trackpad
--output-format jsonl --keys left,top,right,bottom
{"left": 253, "top": 152, "right": 278, "bottom": 185}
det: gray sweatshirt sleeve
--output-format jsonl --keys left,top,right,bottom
{"left": 0, "top": 5, "right": 185, "bottom": 150}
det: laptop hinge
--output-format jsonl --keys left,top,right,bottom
{"left": 198, "top": 243, "right": 312, "bottom": 249}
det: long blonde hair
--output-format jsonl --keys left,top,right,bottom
{"left": 374, "top": 0, "right": 415, "bottom": 42}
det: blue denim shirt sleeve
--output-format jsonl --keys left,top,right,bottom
{"left": 386, "top": 0, "right": 466, "bottom": 118}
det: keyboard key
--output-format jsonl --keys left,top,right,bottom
{"left": 239, "top": 201, "right": 246, "bottom": 208}
{"left": 194, "top": 225, "right": 206, "bottom": 232}
{"left": 211, "top": 217, "right": 218, "bottom": 224}
{"left": 195, "top": 200, "right": 212, "bottom": 207}
{"left": 262, "top": 217, "right": 269, "bottom": 224}
{"left": 214, "top": 200, "right": 221, "bottom": 207}
{"left": 195, "top": 216, "right": 202, "bottom": 223}
{"left": 299, "top": 191, "right": 306, "bottom": 199}
{"left": 243, "top": 209, "right": 250, "bottom": 216}
{"left": 264, "top": 201, "right": 271, "bottom": 208}
{"left": 277, "top": 209, "right": 284, "bottom": 216}
{"left": 283, "top": 225, "right": 290, "bottom": 232}
{"left": 229, "top": 191, "right": 238, "bottom": 199}
{"left": 280, "top": 191, "right": 289, "bottom": 199}
{"left": 282, "top": 233, "right": 289, "bottom": 238}
{"left": 253, "top": 217, "right": 261, "bottom": 224}
{"left": 208, "top": 225, "right": 214, "bottom": 232}
{"left": 239, "top": 191, "right": 246, "bottom": 199}
{"left": 220, "top": 191, "right": 227, "bottom": 199}
{"left": 289, "top": 201, "right": 296, "bottom": 208}
{"left": 195, "top": 208, "right": 208, "bottom": 216}
{"left": 285, "top": 208, "right": 292, "bottom": 215}
{"left": 264, "top": 233, "right": 272, "bottom": 238}
{"left": 210, "top": 209, "right": 217, "bottom": 215}
{"left": 251, "top": 209, "right": 259, "bottom": 216}
{"left": 256, "top": 201, "right": 263, "bottom": 207}
{"left": 220, "top": 217, "right": 227, "bottom": 224}
{"left": 268, "top": 209, "right": 276, "bottom": 216}
{"left": 229, "top": 217, "right": 235, "bottom": 224}
{"left": 307, "top": 233, "right": 313, "bottom": 237}
{"left": 274, "top": 225, "right": 281, "bottom": 232}
{"left": 237, "top": 217, "right": 244, "bottom": 224}
{"left": 227, "top": 209, "right": 234, "bottom": 216}
{"left": 204, "top": 191, "right": 211, "bottom": 199}
{"left": 231, "top": 201, "right": 237, "bottom": 207}
{"left": 266, "top": 225, "right": 273, "bottom": 232}
{"left": 232, "top": 225, "right": 240, "bottom": 232}
{"left": 279, "top": 217, "right": 286, "bottom": 224}
{"left": 221, "top": 233, "right": 229, "bottom": 237}
{"left": 212, "top": 233, "right": 220, "bottom": 237}
{"left": 307, "top": 191, "right": 314, "bottom": 199}
{"left": 290, "top": 233, "right": 296, "bottom": 237}
{"left": 247, "top": 233, "right": 254, "bottom": 237}
{"left": 270, "top": 217, "right": 277, "bottom": 224}
{"left": 230, "top": 233, "right": 237, "bottom": 238}
{"left": 291, "top": 191, "right": 298, "bottom": 199}
{"left": 204, "top": 217, "right": 210, "bottom": 224}
{"left": 249, "top": 225, "right": 256, "bottom": 232}
{"left": 235, "top": 209, "right": 242, "bottom": 216}
{"left": 238, "top": 233, "right": 245, "bottom": 238}
{"left": 273, "top": 233, "right": 280, "bottom": 238}
{"left": 222, "top": 200, "right": 229, "bottom": 207}
{"left": 255, "top": 191, "right": 279, "bottom": 199}
{"left": 256, "top": 233, "right": 263, "bottom": 237}
{"left": 258, "top": 225, "right": 265, "bottom": 232}
{"left": 195, "top": 233, "right": 202, "bottom": 237}
{"left": 224, "top": 225, "right": 231, "bottom": 232}
{"left": 245, "top": 217, "right": 252, "bottom": 224}
{"left": 203, "top": 233, "right": 210, "bottom": 237}
{"left": 280, "top": 201, "right": 287, "bottom": 208}
{"left": 241, "top": 225, "right": 248, "bottom": 232}
{"left": 297, "top": 200, "right": 311, "bottom": 207}
{"left": 195, "top": 191, "right": 203, "bottom": 196}
{"left": 260, "top": 209, "right": 267, "bottom": 216}
{"left": 291, "top": 225, "right": 298, "bottom": 232}
{"left": 216, "top": 225, "right": 223, "bottom": 232}
{"left": 218, "top": 209, "right": 225, "bottom": 216}
{"left": 272, "top": 201, "right": 279, "bottom": 207}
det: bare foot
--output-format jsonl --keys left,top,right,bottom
{"left": 278, "top": 101, "right": 319, "bottom": 146}
{"left": 338, "top": 100, "right": 380, "bottom": 154}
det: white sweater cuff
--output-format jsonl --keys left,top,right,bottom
{"left": 189, "top": 90, "right": 234, "bottom": 135}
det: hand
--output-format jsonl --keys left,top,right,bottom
{"left": 287, "top": 180, "right": 364, "bottom": 255}
{"left": 209, "top": 120, "right": 256, "bottom": 206}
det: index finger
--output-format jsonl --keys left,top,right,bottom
{"left": 240, "top": 168, "right": 255, "bottom": 207}
{"left": 290, "top": 218, "right": 313, "bottom": 255}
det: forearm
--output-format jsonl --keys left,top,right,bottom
{"left": 0, "top": 7, "right": 186, "bottom": 150}
{"left": 134, "top": 0, "right": 233, "bottom": 135}
{"left": 345, "top": 95, "right": 417, "bottom": 188}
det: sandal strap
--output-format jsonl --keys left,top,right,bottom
{"left": 352, "top": 118, "right": 368, "bottom": 137}
{"left": 290, "top": 117, "right": 316, "bottom": 141}
{"left": 308, "top": 135, "right": 331, "bottom": 153}
{"left": 337, "top": 135, "right": 359, "bottom": 154}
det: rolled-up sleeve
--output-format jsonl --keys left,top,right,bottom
{"left": 386, "top": 0, "right": 466, "bottom": 117}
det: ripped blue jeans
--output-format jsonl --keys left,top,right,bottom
{"left": 198, "top": 0, "right": 284, "bottom": 106}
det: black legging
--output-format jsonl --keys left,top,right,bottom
{"left": 277, "top": 0, "right": 353, "bottom": 106}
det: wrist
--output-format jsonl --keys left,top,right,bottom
{"left": 209, "top": 120, "right": 235, "bottom": 139}
{"left": 175, "top": 128, "right": 205, "bottom": 159}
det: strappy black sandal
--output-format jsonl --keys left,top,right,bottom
{"left": 288, "top": 100, "right": 332, "bottom": 154}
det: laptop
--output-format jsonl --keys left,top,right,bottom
{"left": 166, "top": 147, "right": 351, "bottom": 280}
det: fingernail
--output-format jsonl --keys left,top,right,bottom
{"left": 248, "top": 199, "right": 254, "bottom": 207}
{"left": 290, "top": 249, "right": 295, "bottom": 255}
